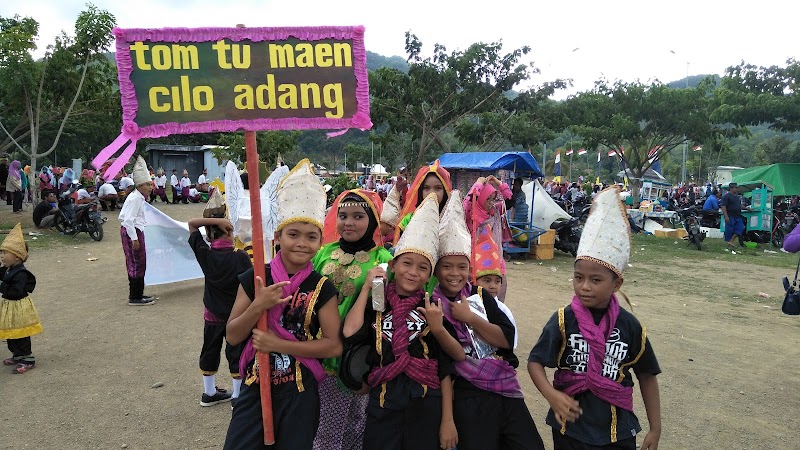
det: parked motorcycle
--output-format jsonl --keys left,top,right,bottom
{"left": 550, "top": 216, "right": 582, "bottom": 256}
{"left": 54, "top": 188, "right": 106, "bottom": 241}
{"left": 699, "top": 209, "right": 721, "bottom": 229}
{"left": 676, "top": 205, "right": 705, "bottom": 250}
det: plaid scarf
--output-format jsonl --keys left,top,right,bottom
{"left": 367, "top": 282, "right": 440, "bottom": 389}
{"left": 437, "top": 284, "right": 523, "bottom": 398}
{"left": 553, "top": 294, "right": 633, "bottom": 411}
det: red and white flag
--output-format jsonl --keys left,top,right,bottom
{"left": 647, "top": 145, "right": 663, "bottom": 159}
{"left": 578, "top": 148, "right": 587, "bottom": 156}
{"left": 565, "top": 148, "right": 574, "bottom": 156}
{"left": 607, "top": 149, "right": 617, "bottom": 157}
{"left": 693, "top": 145, "right": 703, "bottom": 151}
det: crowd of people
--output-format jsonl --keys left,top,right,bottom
{"left": 99, "top": 157, "right": 662, "bottom": 450}
{"left": 24, "top": 163, "right": 218, "bottom": 230}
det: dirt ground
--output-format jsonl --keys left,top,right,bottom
{"left": 1, "top": 201, "right": 799, "bottom": 449}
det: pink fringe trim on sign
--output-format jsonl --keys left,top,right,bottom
{"left": 94, "top": 26, "right": 373, "bottom": 179}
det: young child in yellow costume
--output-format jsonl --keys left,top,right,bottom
{"left": 0, "top": 223, "right": 42, "bottom": 374}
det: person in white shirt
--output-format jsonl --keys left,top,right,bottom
{"left": 118, "top": 175, "right": 135, "bottom": 194}
{"left": 98, "top": 182, "right": 118, "bottom": 211}
{"left": 75, "top": 186, "right": 95, "bottom": 205}
{"left": 150, "top": 168, "right": 169, "bottom": 204}
{"left": 187, "top": 187, "right": 202, "bottom": 203}
{"left": 179, "top": 169, "right": 192, "bottom": 204}
{"left": 119, "top": 156, "right": 155, "bottom": 306}
{"left": 170, "top": 169, "right": 180, "bottom": 203}
{"left": 197, "top": 168, "right": 209, "bottom": 192}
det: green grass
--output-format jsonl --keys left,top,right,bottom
{"left": 25, "top": 231, "right": 73, "bottom": 250}
{"left": 628, "top": 233, "right": 797, "bottom": 269}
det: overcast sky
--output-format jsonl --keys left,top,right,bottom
{"left": 3, "top": 0, "right": 799, "bottom": 98}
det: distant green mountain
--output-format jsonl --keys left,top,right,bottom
{"left": 667, "top": 74, "right": 720, "bottom": 89}
{"left": 366, "top": 51, "right": 408, "bottom": 72}
{"left": 105, "top": 50, "right": 408, "bottom": 73}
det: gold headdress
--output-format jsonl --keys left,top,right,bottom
{"left": 203, "top": 188, "right": 226, "bottom": 218}
{"left": 394, "top": 193, "right": 440, "bottom": 268}
{"left": 380, "top": 186, "right": 402, "bottom": 227}
{"left": 438, "top": 190, "right": 471, "bottom": 259}
{"left": 1, "top": 223, "right": 27, "bottom": 262}
{"left": 276, "top": 159, "right": 326, "bottom": 232}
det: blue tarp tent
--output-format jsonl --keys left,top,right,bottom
{"left": 437, "top": 152, "right": 543, "bottom": 177}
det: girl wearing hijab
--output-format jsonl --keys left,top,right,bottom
{"left": 312, "top": 189, "right": 393, "bottom": 450}
{"left": 59, "top": 168, "right": 75, "bottom": 194}
{"left": 393, "top": 160, "right": 452, "bottom": 245}
{"left": 6, "top": 161, "right": 22, "bottom": 213}
{"left": 463, "top": 175, "right": 512, "bottom": 299}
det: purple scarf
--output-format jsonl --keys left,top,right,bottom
{"left": 437, "top": 284, "right": 523, "bottom": 398}
{"left": 367, "top": 282, "right": 440, "bottom": 389}
{"left": 8, "top": 161, "right": 20, "bottom": 181}
{"left": 553, "top": 294, "right": 633, "bottom": 411}
{"left": 238, "top": 251, "right": 326, "bottom": 384}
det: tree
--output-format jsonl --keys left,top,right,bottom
{"left": 455, "top": 83, "right": 569, "bottom": 151}
{"left": 565, "top": 79, "right": 728, "bottom": 203}
{"left": 712, "top": 59, "right": 800, "bottom": 132}
{"left": 0, "top": 4, "right": 116, "bottom": 199}
{"left": 369, "top": 32, "right": 539, "bottom": 169}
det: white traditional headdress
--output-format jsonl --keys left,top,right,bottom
{"left": 438, "top": 190, "right": 471, "bottom": 259}
{"left": 276, "top": 159, "right": 326, "bottom": 232}
{"left": 132, "top": 156, "right": 150, "bottom": 186}
{"left": 394, "top": 193, "right": 440, "bottom": 268}
{"left": 576, "top": 186, "right": 631, "bottom": 278}
{"left": 380, "top": 186, "right": 402, "bottom": 227}
{"left": 203, "top": 188, "right": 226, "bottom": 218}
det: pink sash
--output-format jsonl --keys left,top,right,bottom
{"left": 553, "top": 295, "right": 633, "bottom": 411}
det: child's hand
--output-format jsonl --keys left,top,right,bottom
{"left": 252, "top": 278, "right": 292, "bottom": 312}
{"left": 417, "top": 293, "right": 444, "bottom": 332}
{"left": 450, "top": 296, "right": 475, "bottom": 325}
{"left": 251, "top": 327, "right": 284, "bottom": 354}
{"left": 132, "top": 239, "right": 140, "bottom": 251}
{"left": 547, "top": 390, "right": 582, "bottom": 425}
{"left": 439, "top": 418, "right": 458, "bottom": 449}
{"left": 362, "top": 266, "right": 386, "bottom": 290}
{"left": 640, "top": 429, "right": 661, "bottom": 449}
{"left": 218, "top": 219, "right": 234, "bottom": 234}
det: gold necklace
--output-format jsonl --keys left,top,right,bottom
{"left": 322, "top": 248, "right": 371, "bottom": 300}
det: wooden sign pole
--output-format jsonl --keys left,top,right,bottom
{"left": 244, "top": 130, "right": 275, "bottom": 445}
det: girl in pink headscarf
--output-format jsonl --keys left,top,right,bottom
{"left": 464, "top": 176, "right": 512, "bottom": 244}
{"left": 463, "top": 175, "right": 513, "bottom": 298}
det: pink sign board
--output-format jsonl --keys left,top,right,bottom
{"left": 94, "top": 26, "right": 371, "bottom": 179}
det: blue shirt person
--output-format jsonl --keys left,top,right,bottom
{"left": 703, "top": 190, "right": 720, "bottom": 211}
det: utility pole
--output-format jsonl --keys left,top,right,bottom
{"left": 681, "top": 61, "right": 690, "bottom": 185}
{"left": 542, "top": 143, "right": 547, "bottom": 177}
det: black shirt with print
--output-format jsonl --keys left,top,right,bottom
{"left": 345, "top": 286, "right": 457, "bottom": 411}
{"left": 239, "top": 265, "right": 338, "bottom": 396}
{"left": 528, "top": 305, "right": 660, "bottom": 446}
{"left": 438, "top": 285, "right": 518, "bottom": 396}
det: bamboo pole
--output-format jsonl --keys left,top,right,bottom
{"left": 244, "top": 130, "right": 275, "bottom": 445}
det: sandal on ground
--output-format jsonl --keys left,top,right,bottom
{"left": 3, "top": 357, "right": 17, "bottom": 365}
{"left": 12, "top": 363, "right": 35, "bottom": 374}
